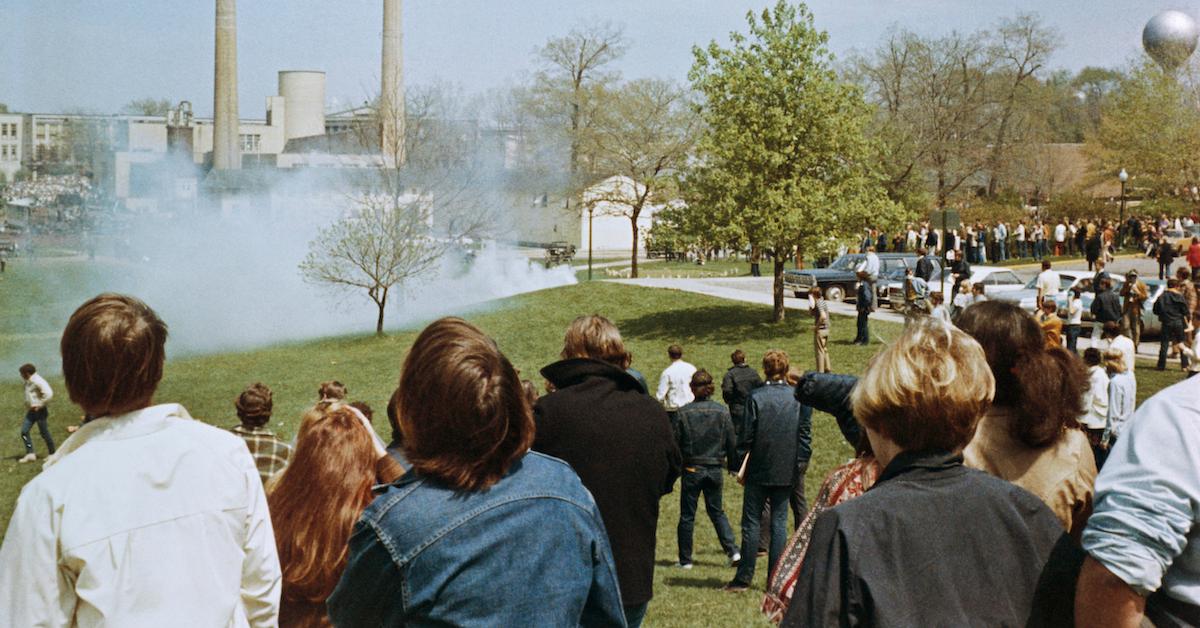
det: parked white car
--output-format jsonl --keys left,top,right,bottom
{"left": 887, "top": 266, "right": 1024, "bottom": 307}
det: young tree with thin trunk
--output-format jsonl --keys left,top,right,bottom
{"left": 300, "top": 84, "right": 494, "bottom": 336}
{"left": 584, "top": 79, "right": 698, "bottom": 277}
{"left": 688, "top": 0, "right": 893, "bottom": 322}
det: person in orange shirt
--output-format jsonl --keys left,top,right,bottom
{"left": 1037, "top": 300, "right": 1064, "bottom": 349}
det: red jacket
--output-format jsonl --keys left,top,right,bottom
{"left": 1189, "top": 242, "right": 1200, "bottom": 268}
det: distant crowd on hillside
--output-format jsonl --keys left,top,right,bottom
{"left": 2, "top": 292, "right": 1199, "bottom": 626}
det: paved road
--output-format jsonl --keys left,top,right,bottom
{"left": 616, "top": 251, "right": 1175, "bottom": 361}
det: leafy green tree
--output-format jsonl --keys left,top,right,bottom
{"left": 687, "top": 0, "right": 894, "bottom": 322}
{"left": 1088, "top": 62, "right": 1200, "bottom": 196}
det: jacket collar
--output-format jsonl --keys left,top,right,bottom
{"left": 541, "top": 358, "right": 642, "bottom": 391}
{"left": 43, "top": 403, "right": 194, "bottom": 470}
{"left": 874, "top": 449, "right": 963, "bottom": 486}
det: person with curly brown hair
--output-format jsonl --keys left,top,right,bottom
{"left": 230, "top": 382, "right": 292, "bottom": 483}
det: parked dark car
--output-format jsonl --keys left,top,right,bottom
{"left": 783, "top": 253, "right": 919, "bottom": 302}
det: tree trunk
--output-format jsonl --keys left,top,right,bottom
{"left": 630, "top": 220, "right": 640, "bottom": 279}
{"left": 772, "top": 257, "right": 786, "bottom": 323}
{"left": 375, "top": 291, "right": 388, "bottom": 337}
{"left": 795, "top": 244, "right": 804, "bottom": 270}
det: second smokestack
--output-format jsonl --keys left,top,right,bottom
{"left": 214, "top": 0, "right": 240, "bottom": 170}
{"left": 381, "top": 0, "right": 404, "bottom": 165}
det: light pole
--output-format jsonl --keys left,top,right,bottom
{"left": 1118, "top": 168, "right": 1128, "bottom": 249}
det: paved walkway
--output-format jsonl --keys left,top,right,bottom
{"left": 615, "top": 274, "right": 1165, "bottom": 361}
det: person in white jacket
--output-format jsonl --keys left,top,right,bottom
{"left": 657, "top": 344, "right": 697, "bottom": 424}
{"left": 17, "top": 363, "right": 55, "bottom": 463}
{"left": 0, "top": 294, "right": 281, "bottom": 627}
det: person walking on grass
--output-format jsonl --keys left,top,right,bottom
{"left": 1154, "top": 279, "right": 1191, "bottom": 372}
{"left": 725, "top": 350, "right": 812, "bottom": 593}
{"left": 674, "top": 370, "right": 741, "bottom": 571}
{"left": 657, "top": 344, "right": 697, "bottom": 427}
{"left": 722, "top": 350, "right": 763, "bottom": 434}
{"left": 1120, "top": 270, "right": 1149, "bottom": 351}
{"left": 17, "top": 363, "right": 54, "bottom": 463}
{"left": 809, "top": 287, "right": 832, "bottom": 373}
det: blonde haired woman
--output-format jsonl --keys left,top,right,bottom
{"left": 782, "top": 318, "right": 1066, "bottom": 627}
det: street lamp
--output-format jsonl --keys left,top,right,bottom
{"left": 1118, "top": 168, "right": 1128, "bottom": 249}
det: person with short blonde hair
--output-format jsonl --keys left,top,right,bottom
{"left": 0, "top": 294, "right": 281, "bottom": 627}
{"left": 561, "top": 314, "right": 628, "bottom": 366}
{"left": 784, "top": 318, "right": 1066, "bottom": 627}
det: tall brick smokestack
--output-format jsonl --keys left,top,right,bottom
{"left": 381, "top": 0, "right": 404, "bottom": 165}
{"left": 213, "top": 0, "right": 240, "bottom": 170}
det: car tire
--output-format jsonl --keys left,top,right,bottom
{"left": 825, "top": 285, "right": 844, "bottom": 302}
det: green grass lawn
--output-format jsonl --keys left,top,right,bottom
{"left": 0, "top": 259, "right": 1191, "bottom": 626}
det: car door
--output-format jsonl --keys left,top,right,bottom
{"left": 985, "top": 270, "right": 1024, "bottom": 294}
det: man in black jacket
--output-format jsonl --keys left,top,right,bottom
{"left": 725, "top": 350, "right": 813, "bottom": 592}
{"left": 674, "top": 370, "right": 740, "bottom": 570}
{"left": 914, "top": 247, "right": 936, "bottom": 282}
{"left": 534, "top": 315, "right": 682, "bottom": 628}
{"left": 1154, "top": 279, "right": 1191, "bottom": 371}
{"left": 1091, "top": 278, "right": 1123, "bottom": 341}
{"left": 721, "top": 349, "right": 762, "bottom": 435}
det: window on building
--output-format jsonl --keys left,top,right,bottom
{"left": 240, "top": 134, "right": 261, "bottom": 153}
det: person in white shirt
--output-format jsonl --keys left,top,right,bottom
{"left": 1016, "top": 222, "right": 1027, "bottom": 258}
{"left": 1080, "top": 349, "right": 1110, "bottom": 461}
{"left": 656, "top": 344, "right": 697, "bottom": 422}
{"left": 1065, "top": 288, "right": 1085, "bottom": 354}
{"left": 930, "top": 291, "right": 951, "bottom": 324}
{"left": 17, "top": 363, "right": 55, "bottom": 463}
{"left": 1035, "top": 260, "right": 1061, "bottom": 310}
{"left": 0, "top": 294, "right": 281, "bottom": 628}
{"left": 1054, "top": 221, "right": 1068, "bottom": 256}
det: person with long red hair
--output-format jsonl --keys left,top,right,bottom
{"left": 267, "top": 402, "right": 402, "bottom": 627}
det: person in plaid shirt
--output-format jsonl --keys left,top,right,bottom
{"left": 230, "top": 382, "right": 292, "bottom": 483}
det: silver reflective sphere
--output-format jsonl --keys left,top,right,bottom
{"left": 1144, "top": 10, "right": 1199, "bottom": 70}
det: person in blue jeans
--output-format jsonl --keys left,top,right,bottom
{"left": 674, "top": 370, "right": 740, "bottom": 569}
{"left": 328, "top": 318, "right": 626, "bottom": 627}
{"left": 725, "top": 350, "right": 813, "bottom": 592}
{"left": 18, "top": 363, "right": 55, "bottom": 463}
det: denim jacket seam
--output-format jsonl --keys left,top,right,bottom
{"left": 377, "top": 493, "right": 600, "bottom": 567}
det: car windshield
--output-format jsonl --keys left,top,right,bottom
{"left": 827, "top": 255, "right": 861, "bottom": 271}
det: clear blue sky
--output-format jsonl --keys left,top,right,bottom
{"left": 0, "top": 0, "right": 1183, "bottom": 116}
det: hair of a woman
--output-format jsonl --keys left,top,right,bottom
{"left": 852, "top": 317, "right": 995, "bottom": 453}
{"left": 560, "top": 314, "right": 628, "bottom": 367}
{"left": 267, "top": 403, "right": 379, "bottom": 607}
{"left": 956, "top": 300, "right": 1088, "bottom": 447}
{"left": 398, "top": 317, "right": 534, "bottom": 492}
{"left": 235, "top": 382, "right": 274, "bottom": 428}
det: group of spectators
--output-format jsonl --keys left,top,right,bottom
{"left": 2, "top": 290, "right": 1200, "bottom": 626}
{"left": 861, "top": 212, "right": 1200, "bottom": 270}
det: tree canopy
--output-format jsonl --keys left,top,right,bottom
{"left": 686, "top": 0, "right": 894, "bottom": 321}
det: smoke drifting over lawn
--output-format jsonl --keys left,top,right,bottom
{"left": 4, "top": 194, "right": 575, "bottom": 377}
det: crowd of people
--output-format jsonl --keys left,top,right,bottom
{"left": 1, "top": 290, "right": 1199, "bottom": 626}
{"left": 861, "top": 212, "right": 1199, "bottom": 272}
{"left": 1, "top": 174, "right": 95, "bottom": 208}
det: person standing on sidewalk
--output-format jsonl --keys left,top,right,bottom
{"left": 17, "top": 364, "right": 54, "bottom": 463}
{"left": 1120, "top": 270, "right": 1149, "bottom": 351}
{"left": 674, "top": 370, "right": 741, "bottom": 570}
{"left": 1188, "top": 236, "right": 1200, "bottom": 282}
{"left": 1154, "top": 279, "right": 1191, "bottom": 371}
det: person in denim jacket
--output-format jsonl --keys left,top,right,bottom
{"left": 328, "top": 318, "right": 625, "bottom": 627}
{"left": 674, "top": 369, "right": 740, "bottom": 569}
